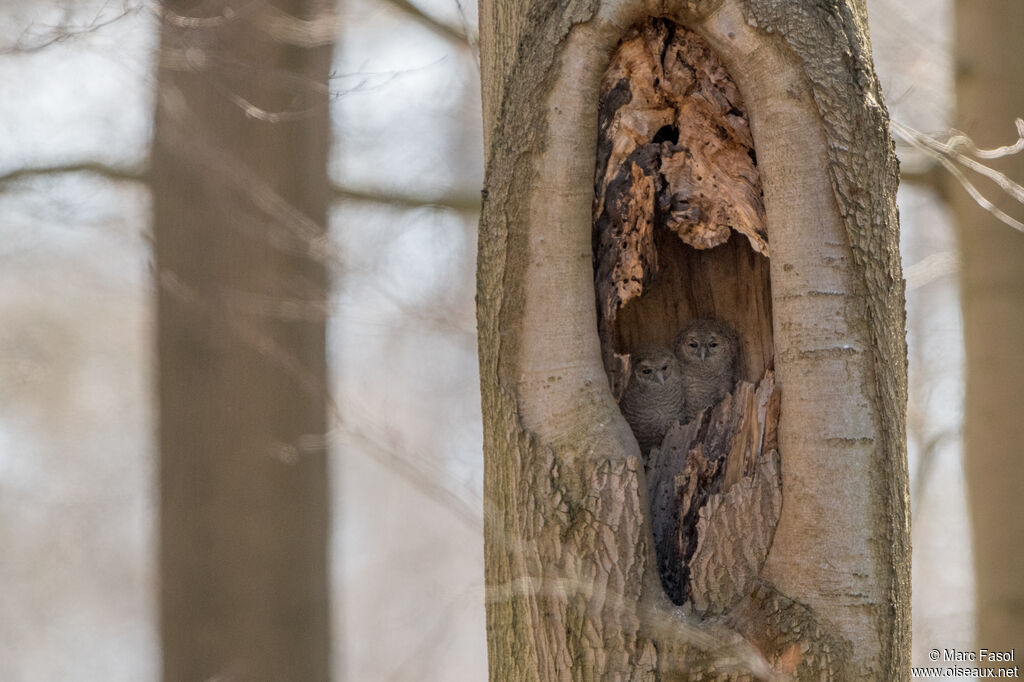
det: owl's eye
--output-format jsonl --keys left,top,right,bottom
{"left": 710, "top": 342, "right": 718, "bottom": 348}
{"left": 661, "top": 365, "right": 668, "bottom": 371}
{"left": 689, "top": 342, "right": 698, "bottom": 348}
{"left": 642, "top": 368, "right": 653, "bottom": 374}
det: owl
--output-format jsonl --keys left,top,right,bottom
{"left": 618, "top": 346, "right": 686, "bottom": 456}
{"left": 675, "top": 319, "right": 738, "bottom": 423}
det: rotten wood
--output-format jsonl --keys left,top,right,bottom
{"left": 594, "top": 19, "right": 767, "bottom": 256}
{"left": 594, "top": 18, "right": 771, "bottom": 398}
{"left": 647, "top": 372, "right": 780, "bottom": 610}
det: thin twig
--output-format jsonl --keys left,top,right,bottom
{"left": 891, "top": 118, "right": 1024, "bottom": 233}
{"left": 1, "top": 3, "right": 144, "bottom": 55}
{"left": 947, "top": 118, "right": 1024, "bottom": 160}
{"left": 0, "top": 161, "right": 146, "bottom": 185}
{"left": 334, "top": 184, "right": 480, "bottom": 213}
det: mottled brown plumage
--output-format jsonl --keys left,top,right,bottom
{"left": 675, "top": 319, "right": 738, "bottom": 423}
{"left": 618, "top": 346, "right": 685, "bottom": 456}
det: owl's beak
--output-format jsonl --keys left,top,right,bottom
{"left": 656, "top": 370, "right": 666, "bottom": 384}
{"left": 699, "top": 346, "right": 708, "bottom": 360}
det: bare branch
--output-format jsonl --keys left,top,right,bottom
{"left": 910, "top": 428, "right": 961, "bottom": 519}
{"left": 0, "top": 161, "right": 480, "bottom": 213}
{"left": 895, "top": 150, "right": 946, "bottom": 194}
{"left": 1, "top": 3, "right": 144, "bottom": 55}
{"left": 948, "top": 118, "right": 1024, "bottom": 160}
{"left": 154, "top": 3, "right": 342, "bottom": 47}
{"left": 892, "top": 118, "right": 1024, "bottom": 232}
{"left": 150, "top": 2, "right": 240, "bottom": 29}
{"left": 155, "top": 258, "right": 484, "bottom": 532}
{"left": 256, "top": 5, "right": 340, "bottom": 47}
{"left": 0, "top": 161, "right": 146, "bottom": 185}
{"left": 904, "top": 250, "right": 958, "bottom": 290}
{"left": 333, "top": 184, "right": 480, "bottom": 214}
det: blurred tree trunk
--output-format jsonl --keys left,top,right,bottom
{"left": 953, "top": 0, "right": 1024, "bottom": 657}
{"left": 152, "top": 1, "right": 334, "bottom": 680}
{"left": 477, "top": 0, "right": 908, "bottom": 679}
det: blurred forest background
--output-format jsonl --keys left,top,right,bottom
{"left": 0, "top": 0, "right": 998, "bottom": 679}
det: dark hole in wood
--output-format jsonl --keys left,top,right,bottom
{"left": 653, "top": 124, "right": 679, "bottom": 145}
{"left": 613, "top": 233, "right": 773, "bottom": 384}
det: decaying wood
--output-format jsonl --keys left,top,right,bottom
{"left": 690, "top": 450, "right": 780, "bottom": 616}
{"left": 645, "top": 378, "right": 852, "bottom": 682}
{"left": 647, "top": 373, "right": 780, "bottom": 611}
{"left": 594, "top": 18, "right": 771, "bottom": 398}
{"left": 594, "top": 19, "right": 767, "bottom": 257}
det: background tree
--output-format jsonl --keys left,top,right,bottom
{"left": 152, "top": 1, "right": 334, "bottom": 679}
{"left": 952, "top": 0, "right": 1024, "bottom": 659}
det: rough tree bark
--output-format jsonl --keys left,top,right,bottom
{"left": 953, "top": 0, "right": 1024, "bottom": 660}
{"left": 152, "top": 1, "right": 333, "bottom": 680}
{"left": 477, "top": 0, "right": 908, "bottom": 679}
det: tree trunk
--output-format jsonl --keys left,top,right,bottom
{"left": 477, "top": 0, "right": 909, "bottom": 679}
{"left": 152, "top": 2, "right": 334, "bottom": 680}
{"left": 953, "top": 0, "right": 1024, "bottom": 659}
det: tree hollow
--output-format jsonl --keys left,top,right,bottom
{"left": 594, "top": 17, "right": 780, "bottom": 613}
{"left": 593, "top": 19, "right": 773, "bottom": 397}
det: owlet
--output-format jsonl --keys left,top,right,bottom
{"left": 675, "top": 319, "right": 738, "bottom": 423}
{"left": 618, "top": 346, "right": 686, "bottom": 456}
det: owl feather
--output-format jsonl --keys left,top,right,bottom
{"left": 618, "top": 345, "right": 685, "bottom": 457}
{"left": 675, "top": 319, "right": 738, "bottom": 423}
